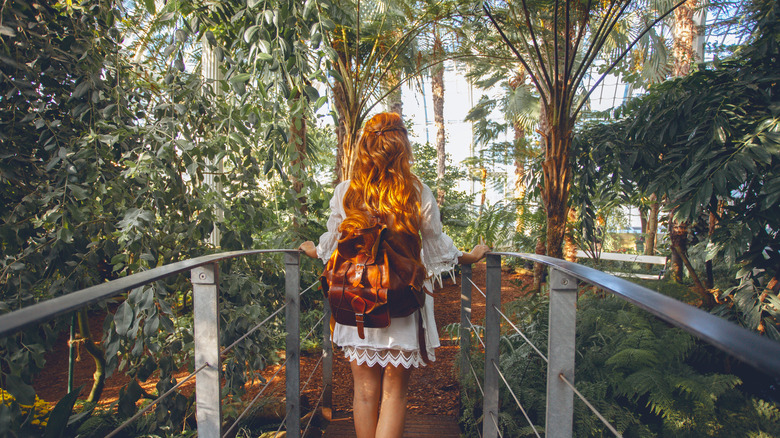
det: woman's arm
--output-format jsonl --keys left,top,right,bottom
{"left": 457, "top": 244, "right": 490, "bottom": 265}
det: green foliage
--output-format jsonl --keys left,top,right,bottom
{"left": 0, "top": 0, "right": 332, "bottom": 435}
{"left": 458, "top": 291, "right": 780, "bottom": 436}
{"left": 575, "top": 0, "right": 780, "bottom": 336}
{"left": 411, "top": 141, "right": 475, "bottom": 247}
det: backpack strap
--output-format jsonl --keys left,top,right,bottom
{"left": 417, "top": 308, "right": 431, "bottom": 365}
{"left": 351, "top": 295, "right": 367, "bottom": 339}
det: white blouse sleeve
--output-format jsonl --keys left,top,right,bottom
{"left": 419, "top": 183, "right": 462, "bottom": 291}
{"left": 315, "top": 181, "right": 350, "bottom": 265}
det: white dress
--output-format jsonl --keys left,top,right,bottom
{"left": 316, "top": 181, "right": 462, "bottom": 368}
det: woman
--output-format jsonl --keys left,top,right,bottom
{"left": 299, "top": 112, "right": 489, "bottom": 438}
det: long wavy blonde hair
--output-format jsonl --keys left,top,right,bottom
{"left": 340, "top": 112, "right": 421, "bottom": 236}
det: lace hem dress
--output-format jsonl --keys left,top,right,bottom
{"left": 316, "top": 180, "right": 462, "bottom": 368}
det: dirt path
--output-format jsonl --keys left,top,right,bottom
{"left": 34, "top": 263, "right": 532, "bottom": 420}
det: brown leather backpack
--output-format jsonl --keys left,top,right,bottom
{"left": 320, "top": 223, "right": 428, "bottom": 341}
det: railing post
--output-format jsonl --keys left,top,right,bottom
{"left": 546, "top": 268, "right": 577, "bottom": 438}
{"left": 483, "top": 254, "right": 501, "bottom": 438}
{"left": 322, "top": 299, "right": 333, "bottom": 422}
{"left": 284, "top": 252, "right": 301, "bottom": 438}
{"left": 192, "top": 263, "right": 221, "bottom": 438}
{"left": 460, "top": 264, "right": 473, "bottom": 389}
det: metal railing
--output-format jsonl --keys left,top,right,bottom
{"left": 460, "top": 253, "right": 780, "bottom": 438}
{"left": 4, "top": 250, "right": 780, "bottom": 437}
{"left": 0, "top": 249, "right": 330, "bottom": 438}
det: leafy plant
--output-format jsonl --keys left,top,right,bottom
{"left": 574, "top": 0, "right": 780, "bottom": 334}
{"left": 457, "top": 289, "right": 780, "bottom": 437}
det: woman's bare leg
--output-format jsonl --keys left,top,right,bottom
{"left": 350, "top": 360, "right": 383, "bottom": 438}
{"left": 375, "top": 363, "right": 413, "bottom": 438}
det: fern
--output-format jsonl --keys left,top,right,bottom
{"left": 457, "top": 290, "right": 780, "bottom": 437}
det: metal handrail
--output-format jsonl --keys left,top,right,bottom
{"left": 493, "top": 252, "right": 780, "bottom": 379}
{"left": 0, "top": 249, "right": 291, "bottom": 338}
{"left": 0, "top": 248, "right": 327, "bottom": 438}
{"left": 466, "top": 252, "right": 780, "bottom": 438}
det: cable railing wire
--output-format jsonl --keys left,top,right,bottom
{"left": 222, "top": 303, "right": 288, "bottom": 355}
{"left": 106, "top": 362, "right": 209, "bottom": 438}
{"left": 299, "top": 279, "right": 320, "bottom": 297}
{"left": 302, "top": 383, "right": 326, "bottom": 438}
{"left": 467, "top": 276, "right": 487, "bottom": 299}
{"left": 222, "top": 359, "right": 289, "bottom": 438}
{"left": 301, "top": 313, "right": 326, "bottom": 345}
{"left": 493, "top": 304, "right": 548, "bottom": 363}
{"left": 492, "top": 360, "right": 542, "bottom": 438}
{"left": 222, "top": 279, "right": 318, "bottom": 356}
{"left": 466, "top": 318, "right": 487, "bottom": 350}
{"left": 466, "top": 355, "right": 485, "bottom": 398}
{"left": 489, "top": 410, "right": 504, "bottom": 438}
{"left": 275, "top": 403, "right": 291, "bottom": 436}
{"left": 300, "top": 353, "right": 325, "bottom": 394}
{"left": 559, "top": 373, "right": 623, "bottom": 437}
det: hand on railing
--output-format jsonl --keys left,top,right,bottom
{"left": 458, "top": 244, "right": 491, "bottom": 265}
{"left": 298, "top": 241, "right": 318, "bottom": 259}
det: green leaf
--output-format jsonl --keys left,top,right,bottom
{"left": 43, "top": 386, "right": 83, "bottom": 438}
{"left": 144, "top": 314, "right": 160, "bottom": 336}
{"left": 6, "top": 375, "right": 36, "bottom": 405}
{"left": 143, "top": 0, "right": 156, "bottom": 15}
{"left": 303, "top": 0, "right": 314, "bottom": 18}
{"left": 114, "top": 301, "right": 134, "bottom": 336}
{"left": 244, "top": 25, "right": 259, "bottom": 44}
{"left": 314, "top": 95, "right": 327, "bottom": 110}
{"left": 328, "top": 69, "right": 344, "bottom": 83}
{"left": 321, "top": 18, "right": 335, "bottom": 30}
{"left": 304, "top": 85, "right": 319, "bottom": 101}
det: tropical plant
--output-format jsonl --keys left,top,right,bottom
{"left": 574, "top": 0, "right": 780, "bottom": 332}
{"left": 319, "top": 0, "right": 459, "bottom": 182}
{"left": 0, "top": 0, "right": 329, "bottom": 434}
{"left": 479, "top": 0, "right": 692, "bottom": 260}
{"left": 458, "top": 290, "right": 780, "bottom": 436}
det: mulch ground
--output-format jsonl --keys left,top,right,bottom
{"left": 34, "top": 262, "right": 533, "bottom": 429}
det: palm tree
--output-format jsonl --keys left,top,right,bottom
{"left": 483, "top": 0, "right": 690, "bottom": 259}
{"left": 321, "top": 0, "right": 454, "bottom": 183}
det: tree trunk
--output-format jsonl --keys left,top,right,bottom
{"left": 77, "top": 308, "right": 105, "bottom": 403}
{"left": 330, "top": 48, "right": 363, "bottom": 185}
{"left": 705, "top": 210, "right": 717, "bottom": 289}
{"left": 672, "top": 0, "right": 700, "bottom": 77}
{"left": 670, "top": 218, "right": 688, "bottom": 282}
{"left": 432, "top": 34, "right": 446, "bottom": 206}
{"left": 671, "top": 245, "right": 714, "bottom": 307}
{"left": 386, "top": 73, "right": 403, "bottom": 117}
{"left": 645, "top": 195, "right": 660, "bottom": 255}
{"left": 564, "top": 207, "right": 578, "bottom": 262}
{"left": 290, "top": 109, "right": 308, "bottom": 225}
{"left": 514, "top": 156, "right": 526, "bottom": 234}
{"left": 540, "top": 106, "right": 574, "bottom": 260}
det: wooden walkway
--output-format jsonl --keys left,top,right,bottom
{"left": 323, "top": 414, "right": 461, "bottom": 437}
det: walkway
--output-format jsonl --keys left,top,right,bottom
{"left": 324, "top": 414, "right": 461, "bottom": 437}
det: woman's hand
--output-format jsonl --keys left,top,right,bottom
{"left": 298, "top": 241, "right": 318, "bottom": 259}
{"left": 458, "top": 244, "right": 491, "bottom": 265}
